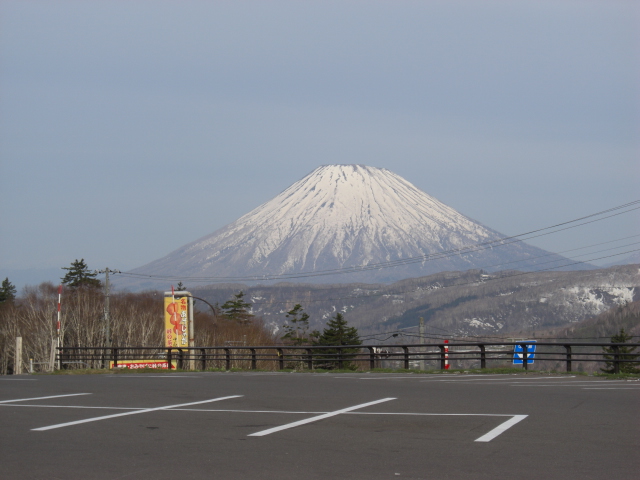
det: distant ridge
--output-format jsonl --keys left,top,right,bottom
{"left": 126, "top": 165, "right": 590, "bottom": 287}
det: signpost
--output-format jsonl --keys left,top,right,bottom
{"left": 513, "top": 341, "right": 536, "bottom": 365}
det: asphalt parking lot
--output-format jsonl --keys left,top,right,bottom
{"left": 1, "top": 372, "right": 638, "bottom": 480}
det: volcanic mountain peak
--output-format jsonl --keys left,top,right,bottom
{"left": 130, "top": 164, "right": 582, "bottom": 285}
{"left": 246, "top": 164, "right": 478, "bottom": 234}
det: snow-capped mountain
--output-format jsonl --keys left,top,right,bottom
{"left": 129, "top": 165, "right": 587, "bottom": 285}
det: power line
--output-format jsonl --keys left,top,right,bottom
{"left": 113, "top": 202, "right": 640, "bottom": 331}
{"left": 118, "top": 200, "right": 640, "bottom": 283}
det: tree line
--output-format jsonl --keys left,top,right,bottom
{"left": 0, "top": 260, "right": 362, "bottom": 373}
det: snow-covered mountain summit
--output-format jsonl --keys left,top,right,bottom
{"left": 129, "top": 165, "right": 582, "bottom": 285}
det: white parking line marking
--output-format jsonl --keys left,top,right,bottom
{"left": 11, "top": 396, "right": 525, "bottom": 443}
{"left": 511, "top": 384, "right": 640, "bottom": 387}
{"left": 172, "top": 408, "right": 520, "bottom": 418}
{"left": 474, "top": 415, "right": 528, "bottom": 442}
{"left": 107, "top": 375, "right": 199, "bottom": 378}
{"left": 2, "top": 404, "right": 143, "bottom": 410}
{"left": 248, "top": 397, "right": 396, "bottom": 437}
{"left": 436, "top": 376, "right": 573, "bottom": 382}
{"left": 0, "top": 393, "right": 91, "bottom": 404}
{"left": 352, "top": 376, "right": 420, "bottom": 380}
{"left": 583, "top": 388, "right": 640, "bottom": 390}
{"left": 355, "top": 375, "right": 516, "bottom": 381}
{"left": 32, "top": 395, "right": 242, "bottom": 431}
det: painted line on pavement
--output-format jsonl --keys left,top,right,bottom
{"left": 106, "top": 375, "right": 199, "bottom": 378}
{"left": 0, "top": 393, "right": 91, "bottom": 404}
{"left": 355, "top": 374, "right": 521, "bottom": 381}
{"left": 511, "top": 384, "right": 640, "bottom": 388}
{"left": 10, "top": 397, "right": 525, "bottom": 443}
{"left": 248, "top": 397, "right": 396, "bottom": 437}
{"left": 474, "top": 415, "right": 528, "bottom": 442}
{"left": 582, "top": 387, "right": 640, "bottom": 390}
{"left": 32, "top": 395, "right": 242, "bottom": 431}
{"left": 435, "top": 376, "right": 573, "bottom": 382}
{"left": 2, "top": 404, "right": 143, "bottom": 410}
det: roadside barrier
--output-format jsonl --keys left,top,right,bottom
{"left": 53, "top": 342, "right": 640, "bottom": 373}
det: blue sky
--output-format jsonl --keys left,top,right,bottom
{"left": 1, "top": 0, "right": 638, "bottom": 289}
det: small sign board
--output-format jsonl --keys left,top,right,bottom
{"left": 513, "top": 341, "right": 536, "bottom": 364}
{"left": 109, "top": 360, "right": 177, "bottom": 370}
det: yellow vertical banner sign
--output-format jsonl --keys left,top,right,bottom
{"left": 164, "top": 296, "right": 189, "bottom": 348}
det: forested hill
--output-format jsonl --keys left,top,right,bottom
{"left": 533, "top": 299, "right": 640, "bottom": 341}
{"left": 192, "top": 264, "right": 639, "bottom": 340}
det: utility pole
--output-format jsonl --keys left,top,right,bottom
{"left": 97, "top": 268, "right": 120, "bottom": 349}
{"left": 419, "top": 317, "right": 425, "bottom": 371}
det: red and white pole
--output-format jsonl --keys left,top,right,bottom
{"left": 57, "top": 284, "right": 62, "bottom": 370}
{"left": 170, "top": 285, "right": 176, "bottom": 369}
{"left": 444, "top": 339, "right": 450, "bottom": 370}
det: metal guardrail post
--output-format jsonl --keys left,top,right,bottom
{"left": 402, "top": 346, "right": 409, "bottom": 369}
{"left": 250, "top": 348, "right": 257, "bottom": 370}
{"left": 306, "top": 348, "right": 313, "bottom": 369}
{"left": 564, "top": 345, "right": 572, "bottom": 372}
{"left": 368, "top": 346, "right": 375, "bottom": 370}
{"left": 479, "top": 344, "right": 486, "bottom": 369}
{"left": 338, "top": 347, "right": 344, "bottom": 370}
{"left": 522, "top": 344, "right": 528, "bottom": 371}
{"left": 178, "top": 349, "right": 184, "bottom": 370}
{"left": 200, "top": 348, "right": 206, "bottom": 371}
{"left": 224, "top": 348, "right": 230, "bottom": 370}
{"left": 613, "top": 346, "right": 620, "bottom": 374}
{"left": 277, "top": 348, "right": 284, "bottom": 370}
{"left": 112, "top": 348, "right": 118, "bottom": 368}
{"left": 167, "top": 348, "right": 172, "bottom": 370}
{"left": 439, "top": 345, "right": 446, "bottom": 370}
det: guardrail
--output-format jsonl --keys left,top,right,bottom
{"left": 56, "top": 342, "right": 640, "bottom": 373}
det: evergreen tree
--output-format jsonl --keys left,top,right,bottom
{"left": 601, "top": 328, "right": 639, "bottom": 374}
{"left": 221, "top": 291, "right": 253, "bottom": 324}
{"left": 61, "top": 259, "right": 101, "bottom": 288}
{"left": 314, "top": 312, "right": 361, "bottom": 370}
{"left": 0, "top": 277, "right": 17, "bottom": 303}
{"left": 174, "top": 282, "right": 196, "bottom": 307}
{"left": 281, "top": 304, "right": 311, "bottom": 345}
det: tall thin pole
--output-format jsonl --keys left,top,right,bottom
{"left": 105, "top": 269, "right": 110, "bottom": 348}
{"left": 57, "top": 284, "right": 62, "bottom": 370}
{"left": 419, "top": 316, "right": 425, "bottom": 371}
{"left": 97, "top": 268, "right": 120, "bottom": 349}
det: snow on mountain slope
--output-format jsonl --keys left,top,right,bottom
{"left": 129, "top": 165, "right": 587, "bottom": 284}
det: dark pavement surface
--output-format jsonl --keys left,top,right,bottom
{"left": 1, "top": 372, "right": 638, "bottom": 479}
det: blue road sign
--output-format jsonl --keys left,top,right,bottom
{"left": 513, "top": 341, "right": 537, "bottom": 364}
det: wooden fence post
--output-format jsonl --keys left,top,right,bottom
{"left": 49, "top": 339, "right": 57, "bottom": 372}
{"left": 15, "top": 337, "right": 22, "bottom": 375}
